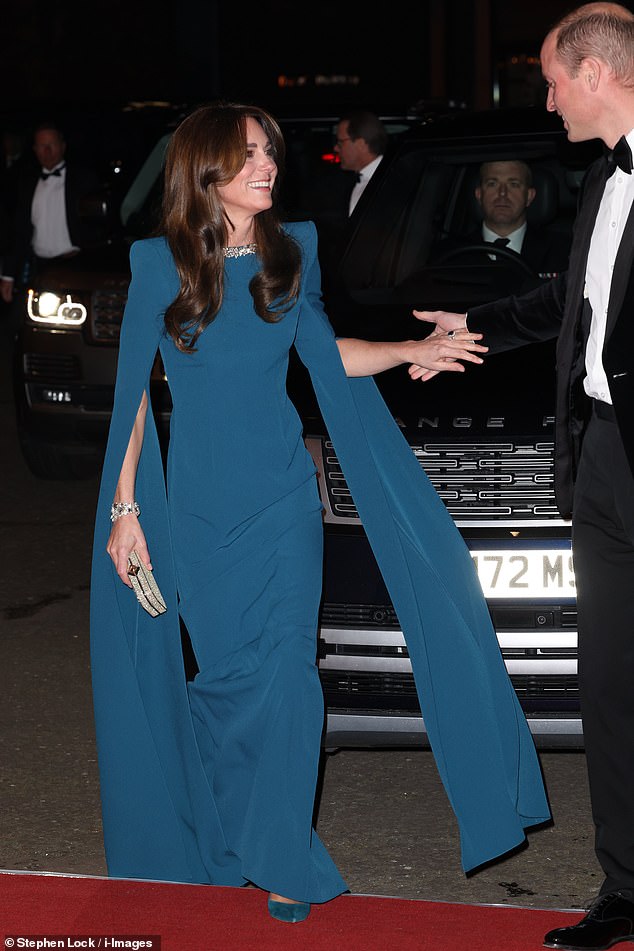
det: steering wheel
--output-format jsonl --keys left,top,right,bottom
{"left": 432, "top": 243, "right": 539, "bottom": 281}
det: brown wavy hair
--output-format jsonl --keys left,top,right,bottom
{"left": 160, "top": 102, "right": 302, "bottom": 352}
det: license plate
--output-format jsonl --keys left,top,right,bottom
{"left": 470, "top": 548, "right": 576, "bottom": 599}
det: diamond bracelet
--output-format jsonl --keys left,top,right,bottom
{"left": 110, "top": 500, "right": 141, "bottom": 522}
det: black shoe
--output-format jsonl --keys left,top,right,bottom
{"left": 543, "top": 892, "right": 634, "bottom": 949}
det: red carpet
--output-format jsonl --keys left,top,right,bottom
{"left": 1, "top": 871, "right": 581, "bottom": 951}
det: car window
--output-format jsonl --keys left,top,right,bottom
{"left": 298, "top": 122, "right": 603, "bottom": 471}
{"left": 327, "top": 133, "right": 600, "bottom": 332}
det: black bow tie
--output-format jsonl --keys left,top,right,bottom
{"left": 605, "top": 136, "right": 633, "bottom": 177}
{"left": 40, "top": 164, "right": 65, "bottom": 181}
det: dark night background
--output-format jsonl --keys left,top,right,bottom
{"left": 1, "top": 0, "right": 633, "bottom": 181}
{"left": 6, "top": 0, "right": 634, "bottom": 110}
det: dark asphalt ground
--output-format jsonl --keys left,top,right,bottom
{"left": 0, "top": 314, "right": 600, "bottom": 914}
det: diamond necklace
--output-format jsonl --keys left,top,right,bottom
{"left": 223, "top": 243, "right": 258, "bottom": 258}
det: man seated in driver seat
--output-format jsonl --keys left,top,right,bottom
{"left": 434, "top": 159, "right": 571, "bottom": 276}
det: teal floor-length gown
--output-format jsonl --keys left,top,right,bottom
{"left": 90, "top": 220, "right": 550, "bottom": 901}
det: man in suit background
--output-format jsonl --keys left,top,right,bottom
{"left": 434, "top": 158, "right": 571, "bottom": 276}
{"left": 310, "top": 110, "right": 389, "bottom": 283}
{"left": 414, "top": 5, "right": 634, "bottom": 948}
{"left": 334, "top": 110, "right": 389, "bottom": 217}
{"left": 1, "top": 120, "right": 102, "bottom": 305}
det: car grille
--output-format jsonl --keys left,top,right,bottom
{"left": 320, "top": 603, "right": 400, "bottom": 629}
{"left": 23, "top": 353, "right": 81, "bottom": 380}
{"left": 511, "top": 674, "right": 578, "bottom": 698}
{"left": 319, "top": 630, "right": 575, "bottom": 663}
{"left": 322, "top": 438, "right": 562, "bottom": 526}
{"left": 319, "top": 670, "right": 579, "bottom": 708}
{"left": 91, "top": 288, "right": 127, "bottom": 341}
{"left": 321, "top": 602, "right": 578, "bottom": 633}
{"left": 320, "top": 671, "right": 420, "bottom": 704}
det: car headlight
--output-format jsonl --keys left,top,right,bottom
{"left": 27, "top": 289, "right": 87, "bottom": 326}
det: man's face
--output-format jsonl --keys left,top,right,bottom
{"left": 475, "top": 161, "right": 536, "bottom": 232}
{"left": 33, "top": 129, "right": 66, "bottom": 171}
{"left": 334, "top": 120, "right": 365, "bottom": 172}
{"left": 541, "top": 31, "right": 595, "bottom": 142}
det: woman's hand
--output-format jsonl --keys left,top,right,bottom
{"left": 407, "top": 329, "right": 487, "bottom": 382}
{"left": 106, "top": 516, "right": 152, "bottom": 588}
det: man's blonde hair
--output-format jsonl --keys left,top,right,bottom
{"left": 552, "top": 2, "right": 634, "bottom": 86}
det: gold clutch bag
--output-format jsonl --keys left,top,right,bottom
{"left": 127, "top": 550, "right": 167, "bottom": 617}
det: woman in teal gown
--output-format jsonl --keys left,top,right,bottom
{"left": 90, "top": 103, "right": 550, "bottom": 922}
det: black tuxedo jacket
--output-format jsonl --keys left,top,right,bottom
{"left": 5, "top": 161, "right": 102, "bottom": 281}
{"left": 516, "top": 225, "right": 571, "bottom": 275}
{"left": 468, "top": 156, "right": 634, "bottom": 519}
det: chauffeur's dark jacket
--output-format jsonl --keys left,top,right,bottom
{"left": 468, "top": 155, "right": 634, "bottom": 520}
{"left": 3, "top": 162, "right": 102, "bottom": 283}
{"left": 434, "top": 224, "right": 571, "bottom": 276}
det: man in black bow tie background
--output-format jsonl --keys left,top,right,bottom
{"left": 308, "top": 110, "right": 389, "bottom": 285}
{"left": 413, "top": 4, "right": 634, "bottom": 948}
{"left": 333, "top": 110, "right": 388, "bottom": 217}
{"left": 0, "top": 120, "right": 101, "bottom": 306}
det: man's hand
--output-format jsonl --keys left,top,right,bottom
{"left": 412, "top": 309, "right": 468, "bottom": 334}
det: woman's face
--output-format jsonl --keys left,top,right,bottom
{"left": 217, "top": 116, "right": 277, "bottom": 222}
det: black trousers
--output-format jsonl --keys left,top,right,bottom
{"left": 572, "top": 401, "right": 634, "bottom": 897}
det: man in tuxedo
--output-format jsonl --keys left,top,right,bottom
{"left": 0, "top": 121, "right": 102, "bottom": 304}
{"left": 414, "top": 5, "right": 634, "bottom": 948}
{"left": 311, "top": 111, "right": 389, "bottom": 283}
{"left": 334, "top": 110, "right": 388, "bottom": 216}
{"left": 434, "top": 158, "right": 571, "bottom": 275}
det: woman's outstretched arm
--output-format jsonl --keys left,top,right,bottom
{"left": 335, "top": 329, "right": 486, "bottom": 378}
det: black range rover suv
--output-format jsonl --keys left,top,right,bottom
{"left": 13, "top": 108, "right": 601, "bottom": 748}
{"left": 299, "top": 107, "right": 601, "bottom": 750}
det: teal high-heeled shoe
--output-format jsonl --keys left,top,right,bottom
{"left": 267, "top": 896, "right": 311, "bottom": 923}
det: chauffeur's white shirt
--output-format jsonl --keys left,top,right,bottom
{"left": 482, "top": 222, "right": 527, "bottom": 256}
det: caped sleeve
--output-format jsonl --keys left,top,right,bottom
{"left": 90, "top": 240, "right": 242, "bottom": 885}
{"left": 288, "top": 219, "right": 550, "bottom": 873}
{"left": 290, "top": 220, "right": 343, "bottom": 371}
{"left": 92, "top": 239, "right": 174, "bottom": 533}
{"left": 113, "top": 240, "right": 169, "bottom": 404}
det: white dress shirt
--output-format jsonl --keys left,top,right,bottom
{"left": 348, "top": 156, "right": 382, "bottom": 216}
{"left": 31, "top": 162, "right": 78, "bottom": 259}
{"left": 584, "top": 128, "right": 634, "bottom": 404}
{"left": 482, "top": 221, "right": 527, "bottom": 255}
